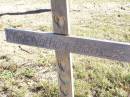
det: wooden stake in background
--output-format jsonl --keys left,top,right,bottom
{"left": 51, "top": 0, "right": 74, "bottom": 97}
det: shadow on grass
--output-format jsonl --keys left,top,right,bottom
{"left": 0, "top": 8, "right": 51, "bottom": 17}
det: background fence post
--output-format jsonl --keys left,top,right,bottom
{"left": 51, "top": 0, "right": 74, "bottom": 97}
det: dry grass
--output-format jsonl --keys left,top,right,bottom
{"left": 0, "top": 0, "right": 130, "bottom": 97}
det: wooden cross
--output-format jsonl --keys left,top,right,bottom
{"left": 5, "top": 0, "right": 130, "bottom": 97}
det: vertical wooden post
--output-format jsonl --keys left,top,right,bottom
{"left": 51, "top": 0, "right": 74, "bottom": 97}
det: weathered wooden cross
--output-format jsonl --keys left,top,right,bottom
{"left": 5, "top": 0, "right": 130, "bottom": 97}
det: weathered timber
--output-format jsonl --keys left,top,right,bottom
{"left": 5, "top": 28, "right": 130, "bottom": 62}
{"left": 51, "top": 0, "right": 70, "bottom": 35}
{"left": 51, "top": 0, "right": 74, "bottom": 97}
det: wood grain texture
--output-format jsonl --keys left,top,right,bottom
{"left": 51, "top": 0, "right": 70, "bottom": 35}
{"left": 51, "top": 0, "right": 74, "bottom": 97}
{"left": 5, "top": 28, "right": 130, "bottom": 62}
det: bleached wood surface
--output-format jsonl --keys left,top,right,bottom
{"left": 6, "top": 28, "right": 130, "bottom": 63}
{"left": 51, "top": 0, "right": 74, "bottom": 97}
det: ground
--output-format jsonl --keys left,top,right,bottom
{"left": 0, "top": 0, "right": 130, "bottom": 97}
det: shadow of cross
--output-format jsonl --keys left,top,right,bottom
{"left": 0, "top": 9, "right": 51, "bottom": 17}
{"left": 5, "top": 0, "right": 130, "bottom": 97}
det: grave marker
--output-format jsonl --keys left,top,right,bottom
{"left": 5, "top": 0, "right": 130, "bottom": 97}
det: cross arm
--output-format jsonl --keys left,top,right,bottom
{"left": 5, "top": 28, "right": 130, "bottom": 62}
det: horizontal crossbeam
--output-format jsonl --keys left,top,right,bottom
{"left": 5, "top": 28, "right": 130, "bottom": 62}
